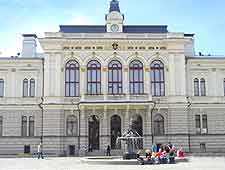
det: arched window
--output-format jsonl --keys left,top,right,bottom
{"left": 129, "top": 60, "right": 144, "bottom": 94}
{"left": 66, "top": 115, "right": 78, "bottom": 136}
{"left": 0, "top": 116, "right": 3, "bottom": 136}
{"left": 110, "top": 115, "right": 121, "bottom": 149}
{"left": 154, "top": 114, "right": 164, "bottom": 135}
{"left": 29, "top": 116, "right": 34, "bottom": 136}
{"left": 65, "top": 60, "right": 80, "bottom": 97}
{"left": 21, "top": 116, "right": 27, "bottom": 136}
{"left": 0, "top": 79, "right": 4, "bottom": 97}
{"left": 87, "top": 60, "right": 101, "bottom": 95}
{"left": 30, "top": 79, "right": 35, "bottom": 97}
{"left": 224, "top": 79, "right": 225, "bottom": 96}
{"left": 194, "top": 78, "right": 199, "bottom": 96}
{"left": 108, "top": 60, "right": 122, "bottom": 94}
{"left": 130, "top": 114, "right": 143, "bottom": 148}
{"left": 23, "top": 79, "right": 28, "bottom": 97}
{"left": 150, "top": 60, "right": 165, "bottom": 96}
{"left": 200, "top": 78, "right": 206, "bottom": 96}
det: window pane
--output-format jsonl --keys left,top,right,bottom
{"left": 0, "top": 80, "right": 4, "bottom": 97}
{"left": 109, "top": 70, "right": 112, "bottom": 81}
{"left": 0, "top": 116, "right": 2, "bottom": 136}
{"left": 87, "top": 83, "right": 92, "bottom": 94}
{"left": 200, "top": 79, "right": 206, "bottom": 96}
{"left": 75, "top": 83, "right": 79, "bottom": 96}
{"left": 129, "top": 70, "right": 133, "bottom": 81}
{"left": 66, "top": 69, "right": 69, "bottom": 81}
{"left": 194, "top": 79, "right": 199, "bottom": 96}
{"left": 66, "top": 83, "right": 69, "bottom": 96}
{"left": 23, "top": 79, "right": 28, "bottom": 97}
{"left": 112, "top": 70, "right": 117, "bottom": 81}
{"left": 195, "top": 115, "right": 201, "bottom": 128}
{"left": 224, "top": 79, "right": 225, "bottom": 96}
{"left": 30, "top": 79, "right": 35, "bottom": 97}
{"left": 134, "top": 69, "right": 139, "bottom": 81}
{"left": 155, "top": 69, "right": 160, "bottom": 81}
{"left": 70, "top": 69, "right": 75, "bottom": 82}
{"left": 70, "top": 83, "right": 75, "bottom": 96}
{"left": 29, "top": 116, "right": 34, "bottom": 136}
{"left": 97, "top": 70, "right": 101, "bottom": 81}
{"left": 202, "top": 115, "right": 208, "bottom": 129}
{"left": 22, "top": 116, "right": 27, "bottom": 136}
{"left": 130, "top": 84, "right": 133, "bottom": 94}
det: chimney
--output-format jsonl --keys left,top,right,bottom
{"left": 21, "top": 34, "right": 37, "bottom": 57}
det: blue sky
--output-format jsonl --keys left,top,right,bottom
{"left": 0, "top": 0, "right": 225, "bottom": 56}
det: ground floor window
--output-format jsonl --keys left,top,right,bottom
{"left": 110, "top": 115, "right": 121, "bottom": 149}
{"left": 88, "top": 115, "right": 99, "bottom": 150}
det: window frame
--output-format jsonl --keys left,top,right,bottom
{"left": 65, "top": 60, "right": 80, "bottom": 97}
{"left": 23, "top": 79, "right": 29, "bottom": 97}
{"left": 200, "top": 78, "right": 206, "bottom": 96}
{"left": 150, "top": 60, "right": 165, "bottom": 97}
{"left": 29, "top": 79, "right": 35, "bottom": 97}
{"left": 108, "top": 60, "right": 123, "bottom": 95}
{"left": 153, "top": 114, "right": 165, "bottom": 136}
{"left": 194, "top": 78, "right": 199, "bottom": 96}
{"left": 0, "top": 79, "right": 4, "bottom": 97}
{"left": 129, "top": 60, "right": 144, "bottom": 95}
{"left": 21, "top": 116, "right": 27, "bottom": 136}
{"left": 29, "top": 116, "right": 34, "bottom": 136}
{"left": 66, "top": 115, "right": 78, "bottom": 136}
{"left": 87, "top": 60, "right": 101, "bottom": 95}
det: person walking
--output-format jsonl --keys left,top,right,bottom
{"left": 37, "top": 143, "right": 44, "bottom": 159}
{"left": 106, "top": 145, "right": 111, "bottom": 156}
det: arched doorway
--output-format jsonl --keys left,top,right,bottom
{"left": 110, "top": 115, "right": 121, "bottom": 149}
{"left": 130, "top": 114, "right": 143, "bottom": 148}
{"left": 88, "top": 115, "right": 99, "bottom": 150}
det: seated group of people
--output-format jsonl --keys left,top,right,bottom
{"left": 137, "top": 143, "right": 184, "bottom": 165}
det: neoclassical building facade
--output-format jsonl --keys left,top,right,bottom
{"left": 0, "top": 0, "right": 225, "bottom": 156}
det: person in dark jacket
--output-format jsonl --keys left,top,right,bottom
{"left": 106, "top": 145, "right": 111, "bottom": 156}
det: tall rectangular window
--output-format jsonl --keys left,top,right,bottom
{"left": 0, "top": 79, "right": 4, "bottom": 97}
{"left": 23, "top": 79, "right": 28, "bottom": 97}
{"left": 202, "top": 114, "right": 208, "bottom": 129}
{"left": 195, "top": 115, "right": 201, "bottom": 128}
{"left": 224, "top": 79, "right": 225, "bottom": 96}
{"left": 0, "top": 116, "right": 3, "bottom": 136}
{"left": 30, "top": 79, "right": 35, "bottom": 97}
{"left": 195, "top": 115, "right": 201, "bottom": 134}
{"left": 29, "top": 116, "right": 34, "bottom": 136}
{"left": 21, "top": 116, "right": 27, "bottom": 136}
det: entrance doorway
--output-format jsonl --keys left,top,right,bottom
{"left": 88, "top": 115, "right": 100, "bottom": 150}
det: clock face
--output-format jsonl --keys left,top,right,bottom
{"left": 111, "top": 24, "right": 119, "bottom": 32}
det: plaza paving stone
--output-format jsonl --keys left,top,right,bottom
{"left": 0, "top": 157, "right": 224, "bottom": 170}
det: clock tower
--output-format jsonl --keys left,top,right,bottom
{"left": 106, "top": 0, "right": 124, "bottom": 33}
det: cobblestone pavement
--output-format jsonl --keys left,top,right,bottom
{"left": 0, "top": 157, "right": 224, "bottom": 170}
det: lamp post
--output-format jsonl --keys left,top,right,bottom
{"left": 187, "top": 97, "right": 192, "bottom": 153}
{"left": 72, "top": 101, "right": 81, "bottom": 156}
{"left": 151, "top": 101, "right": 156, "bottom": 145}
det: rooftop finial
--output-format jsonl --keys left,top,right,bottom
{"left": 109, "top": 0, "right": 120, "bottom": 12}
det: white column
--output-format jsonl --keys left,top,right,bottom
{"left": 79, "top": 109, "right": 87, "bottom": 156}
{"left": 123, "top": 66, "right": 129, "bottom": 98}
{"left": 80, "top": 65, "right": 86, "bottom": 101}
{"left": 101, "top": 106, "right": 108, "bottom": 150}
{"left": 102, "top": 65, "right": 107, "bottom": 99}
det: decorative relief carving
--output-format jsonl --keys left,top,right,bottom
{"left": 145, "top": 67, "right": 150, "bottom": 72}
{"left": 124, "top": 67, "right": 128, "bottom": 72}
{"left": 102, "top": 67, "right": 108, "bottom": 72}
{"left": 81, "top": 67, "right": 86, "bottom": 72}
